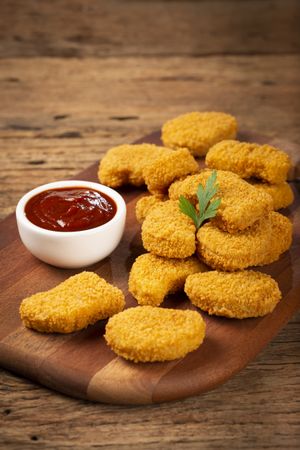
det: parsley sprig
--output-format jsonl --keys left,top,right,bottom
{"left": 179, "top": 170, "right": 221, "bottom": 229}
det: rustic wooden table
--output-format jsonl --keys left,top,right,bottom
{"left": 0, "top": 1, "right": 299, "bottom": 448}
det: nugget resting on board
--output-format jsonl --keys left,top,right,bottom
{"left": 20, "top": 272, "right": 125, "bottom": 333}
{"left": 197, "top": 212, "right": 292, "bottom": 271}
{"left": 105, "top": 306, "right": 206, "bottom": 362}
{"left": 249, "top": 180, "right": 294, "bottom": 210}
{"left": 98, "top": 143, "right": 170, "bottom": 188}
{"left": 135, "top": 195, "right": 166, "bottom": 223}
{"left": 129, "top": 253, "right": 207, "bottom": 306}
{"left": 169, "top": 170, "right": 273, "bottom": 233}
{"left": 161, "top": 111, "right": 237, "bottom": 156}
{"left": 142, "top": 200, "right": 196, "bottom": 258}
{"left": 185, "top": 271, "right": 281, "bottom": 318}
{"left": 143, "top": 148, "right": 199, "bottom": 194}
{"left": 206, "top": 140, "right": 291, "bottom": 183}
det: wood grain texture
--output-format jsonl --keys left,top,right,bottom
{"left": 0, "top": 130, "right": 299, "bottom": 408}
{"left": 1, "top": 0, "right": 300, "bottom": 57}
{"left": 1, "top": 321, "right": 300, "bottom": 450}
{"left": 1, "top": 55, "right": 300, "bottom": 220}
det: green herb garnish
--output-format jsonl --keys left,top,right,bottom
{"left": 179, "top": 170, "right": 221, "bottom": 229}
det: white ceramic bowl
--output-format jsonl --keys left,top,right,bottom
{"left": 16, "top": 180, "right": 126, "bottom": 268}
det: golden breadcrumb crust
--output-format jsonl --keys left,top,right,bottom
{"left": 143, "top": 148, "right": 199, "bottom": 194}
{"left": 129, "top": 253, "right": 207, "bottom": 306}
{"left": 169, "top": 169, "right": 273, "bottom": 233}
{"left": 185, "top": 270, "right": 281, "bottom": 318}
{"left": 197, "top": 212, "right": 292, "bottom": 271}
{"left": 161, "top": 111, "right": 237, "bottom": 156}
{"left": 20, "top": 272, "right": 125, "bottom": 333}
{"left": 142, "top": 200, "right": 196, "bottom": 258}
{"left": 206, "top": 140, "right": 291, "bottom": 183}
{"left": 104, "top": 306, "right": 206, "bottom": 362}
{"left": 98, "top": 143, "right": 170, "bottom": 188}
{"left": 135, "top": 195, "right": 166, "bottom": 223}
{"left": 249, "top": 180, "right": 294, "bottom": 210}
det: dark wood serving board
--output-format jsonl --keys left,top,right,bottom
{"left": 0, "top": 131, "right": 299, "bottom": 405}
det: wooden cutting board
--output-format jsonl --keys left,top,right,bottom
{"left": 0, "top": 130, "right": 299, "bottom": 405}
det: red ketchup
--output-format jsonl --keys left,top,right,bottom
{"left": 25, "top": 187, "right": 117, "bottom": 232}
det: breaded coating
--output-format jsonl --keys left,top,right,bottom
{"left": 20, "top": 272, "right": 125, "bottom": 333}
{"left": 185, "top": 271, "right": 281, "bottom": 318}
{"left": 142, "top": 200, "right": 196, "bottom": 258}
{"left": 161, "top": 111, "right": 237, "bottom": 156}
{"left": 143, "top": 148, "right": 199, "bottom": 194}
{"left": 98, "top": 143, "right": 170, "bottom": 188}
{"left": 206, "top": 140, "right": 291, "bottom": 183}
{"left": 129, "top": 253, "right": 206, "bottom": 306}
{"left": 169, "top": 170, "right": 273, "bottom": 233}
{"left": 197, "top": 212, "right": 292, "bottom": 271}
{"left": 104, "top": 306, "right": 206, "bottom": 362}
{"left": 135, "top": 195, "right": 166, "bottom": 223}
{"left": 249, "top": 180, "right": 294, "bottom": 210}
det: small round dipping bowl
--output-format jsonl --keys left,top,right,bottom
{"left": 16, "top": 180, "right": 126, "bottom": 269}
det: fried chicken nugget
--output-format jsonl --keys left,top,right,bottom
{"left": 20, "top": 272, "right": 125, "bottom": 333}
{"left": 185, "top": 271, "right": 281, "bottom": 318}
{"left": 141, "top": 200, "right": 196, "bottom": 258}
{"left": 104, "top": 306, "right": 206, "bottom": 362}
{"left": 129, "top": 253, "right": 206, "bottom": 306}
{"left": 161, "top": 111, "right": 237, "bottom": 156}
{"left": 169, "top": 170, "right": 273, "bottom": 233}
{"left": 197, "top": 212, "right": 292, "bottom": 271}
{"left": 98, "top": 143, "right": 170, "bottom": 188}
{"left": 249, "top": 180, "right": 294, "bottom": 210}
{"left": 135, "top": 195, "right": 166, "bottom": 223}
{"left": 143, "top": 148, "right": 199, "bottom": 194}
{"left": 206, "top": 140, "right": 291, "bottom": 183}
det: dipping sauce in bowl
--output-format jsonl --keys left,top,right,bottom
{"left": 25, "top": 187, "right": 117, "bottom": 232}
{"left": 16, "top": 180, "right": 126, "bottom": 268}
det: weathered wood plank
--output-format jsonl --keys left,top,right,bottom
{"left": 1, "top": 314, "right": 299, "bottom": 449}
{"left": 0, "top": 0, "right": 299, "bottom": 58}
{"left": 1, "top": 55, "right": 299, "bottom": 219}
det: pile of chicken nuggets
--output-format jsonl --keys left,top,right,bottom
{"left": 20, "top": 111, "right": 294, "bottom": 364}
